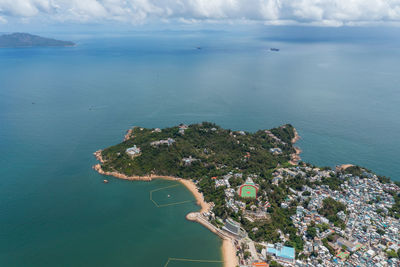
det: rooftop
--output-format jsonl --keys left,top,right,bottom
{"left": 267, "top": 244, "right": 295, "bottom": 260}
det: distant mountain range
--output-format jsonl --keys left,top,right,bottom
{"left": 0, "top": 33, "right": 75, "bottom": 48}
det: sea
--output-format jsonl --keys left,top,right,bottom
{"left": 0, "top": 26, "right": 399, "bottom": 266}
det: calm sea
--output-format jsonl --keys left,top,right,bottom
{"left": 0, "top": 28, "right": 399, "bottom": 266}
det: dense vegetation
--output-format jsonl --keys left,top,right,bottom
{"left": 319, "top": 197, "right": 347, "bottom": 229}
{"left": 101, "top": 122, "right": 295, "bottom": 179}
{"left": 342, "top": 166, "right": 364, "bottom": 177}
{"left": 387, "top": 190, "right": 400, "bottom": 219}
{"left": 239, "top": 206, "right": 304, "bottom": 253}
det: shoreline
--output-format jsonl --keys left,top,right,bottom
{"left": 123, "top": 128, "right": 134, "bottom": 141}
{"left": 289, "top": 128, "right": 302, "bottom": 165}
{"left": 93, "top": 150, "right": 238, "bottom": 267}
{"left": 336, "top": 164, "right": 354, "bottom": 172}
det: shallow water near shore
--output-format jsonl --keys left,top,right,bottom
{"left": 1, "top": 29, "right": 400, "bottom": 266}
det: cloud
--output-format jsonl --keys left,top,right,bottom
{"left": 0, "top": 0, "right": 57, "bottom": 17}
{"left": 1, "top": 0, "right": 400, "bottom": 26}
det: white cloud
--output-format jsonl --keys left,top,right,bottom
{"left": 1, "top": 0, "right": 400, "bottom": 26}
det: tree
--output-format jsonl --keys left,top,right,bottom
{"left": 269, "top": 261, "right": 282, "bottom": 267}
{"left": 244, "top": 251, "right": 251, "bottom": 259}
{"left": 255, "top": 244, "right": 265, "bottom": 253}
{"left": 386, "top": 250, "right": 398, "bottom": 259}
{"left": 377, "top": 228, "right": 385, "bottom": 235}
{"left": 307, "top": 227, "right": 317, "bottom": 239}
{"left": 319, "top": 198, "right": 346, "bottom": 229}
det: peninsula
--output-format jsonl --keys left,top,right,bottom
{"left": 0, "top": 33, "right": 75, "bottom": 48}
{"left": 94, "top": 123, "right": 400, "bottom": 267}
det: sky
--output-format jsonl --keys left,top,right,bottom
{"left": 1, "top": 0, "right": 400, "bottom": 29}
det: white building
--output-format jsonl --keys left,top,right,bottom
{"left": 126, "top": 145, "right": 141, "bottom": 156}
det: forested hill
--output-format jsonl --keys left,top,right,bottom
{"left": 100, "top": 122, "right": 297, "bottom": 178}
{"left": 0, "top": 33, "right": 75, "bottom": 48}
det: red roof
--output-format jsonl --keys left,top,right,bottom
{"left": 253, "top": 263, "right": 269, "bottom": 267}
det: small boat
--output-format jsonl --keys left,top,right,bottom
{"left": 270, "top": 48, "right": 280, "bottom": 52}
{"left": 167, "top": 194, "right": 171, "bottom": 198}
{"left": 103, "top": 179, "right": 109, "bottom": 183}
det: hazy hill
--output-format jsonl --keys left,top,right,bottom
{"left": 0, "top": 33, "right": 75, "bottom": 48}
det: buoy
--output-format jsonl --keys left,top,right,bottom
{"left": 103, "top": 179, "right": 109, "bottom": 183}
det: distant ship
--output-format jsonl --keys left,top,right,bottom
{"left": 270, "top": 48, "right": 280, "bottom": 52}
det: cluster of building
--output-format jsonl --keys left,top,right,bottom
{"left": 215, "top": 174, "right": 232, "bottom": 188}
{"left": 124, "top": 125, "right": 399, "bottom": 266}
{"left": 150, "top": 137, "right": 175, "bottom": 146}
{"left": 208, "top": 164, "right": 399, "bottom": 266}
{"left": 178, "top": 124, "right": 188, "bottom": 135}
{"left": 265, "top": 130, "right": 286, "bottom": 145}
{"left": 269, "top": 147, "right": 283, "bottom": 155}
{"left": 276, "top": 166, "right": 400, "bottom": 266}
{"left": 272, "top": 166, "right": 333, "bottom": 185}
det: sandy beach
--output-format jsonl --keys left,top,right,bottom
{"left": 179, "top": 179, "right": 211, "bottom": 213}
{"left": 222, "top": 238, "right": 238, "bottom": 267}
{"left": 179, "top": 180, "right": 238, "bottom": 267}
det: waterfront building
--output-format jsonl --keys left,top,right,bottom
{"left": 222, "top": 218, "right": 246, "bottom": 238}
{"left": 178, "top": 124, "right": 188, "bottom": 134}
{"left": 223, "top": 218, "right": 241, "bottom": 235}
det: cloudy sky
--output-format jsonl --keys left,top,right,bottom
{"left": 1, "top": 0, "right": 400, "bottom": 27}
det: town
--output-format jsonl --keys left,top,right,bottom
{"left": 202, "top": 164, "right": 400, "bottom": 266}
{"left": 96, "top": 123, "right": 400, "bottom": 267}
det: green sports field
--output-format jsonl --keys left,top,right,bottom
{"left": 240, "top": 185, "right": 257, "bottom": 198}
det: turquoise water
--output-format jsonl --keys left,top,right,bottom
{"left": 1, "top": 29, "right": 400, "bottom": 266}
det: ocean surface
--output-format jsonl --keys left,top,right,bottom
{"left": 1, "top": 28, "right": 399, "bottom": 266}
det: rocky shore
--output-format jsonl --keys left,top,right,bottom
{"left": 289, "top": 128, "right": 302, "bottom": 165}
{"left": 93, "top": 150, "right": 178, "bottom": 181}
{"left": 123, "top": 128, "right": 134, "bottom": 141}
